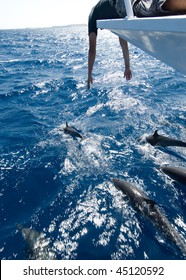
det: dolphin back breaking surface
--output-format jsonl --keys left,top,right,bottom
{"left": 63, "top": 122, "right": 83, "bottom": 139}
{"left": 112, "top": 179, "right": 186, "bottom": 258}
{"left": 146, "top": 130, "right": 186, "bottom": 147}
{"left": 17, "top": 225, "right": 56, "bottom": 260}
{"left": 161, "top": 166, "right": 186, "bottom": 184}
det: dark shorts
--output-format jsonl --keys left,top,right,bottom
{"left": 88, "top": 0, "right": 179, "bottom": 35}
{"left": 134, "top": 0, "right": 176, "bottom": 17}
{"left": 88, "top": 0, "right": 122, "bottom": 35}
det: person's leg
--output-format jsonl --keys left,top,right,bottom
{"left": 163, "top": 0, "right": 186, "bottom": 11}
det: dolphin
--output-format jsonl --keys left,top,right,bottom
{"left": 63, "top": 122, "right": 83, "bottom": 139}
{"left": 17, "top": 225, "right": 56, "bottom": 260}
{"left": 112, "top": 178, "right": 186, "bottom": 258}
{"left": 161, "top": 166, "right": 186, "bottom": 184}
{"left": 146, "top": 130, "right": 186, "bottom": 147}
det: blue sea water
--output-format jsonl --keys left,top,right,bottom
{"left": 0, "top": 25, "right": 186, "bottom": 260}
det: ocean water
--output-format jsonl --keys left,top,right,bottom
{"left": 0, "top": 25, "right": 186, "bottom": 260}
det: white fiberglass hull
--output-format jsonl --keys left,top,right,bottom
{"left": 97, "top": 15, "right": 186, "bottom": 75}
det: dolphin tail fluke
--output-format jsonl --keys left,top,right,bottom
{"left": 80, "top": 135, "right": 85, "bottom": 142}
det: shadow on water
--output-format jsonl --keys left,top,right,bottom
{"left": 158, "top": 147, "right": 186, "bottom": 162}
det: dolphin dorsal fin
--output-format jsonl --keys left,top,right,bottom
{"left": 154, "top": 130, "right": 159, "bottom": 138}
{"left": 17, "top": 224, "right": 23, "bottom": 231}
{"left": 66, "top": 122, "right": 68, "bottom": 127}
{"left": 144, "top": 198, "right": 157, "bottom": 207}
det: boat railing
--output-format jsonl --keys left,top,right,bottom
{"left": 123, "top": 0, "right": 134, "bottom": 18}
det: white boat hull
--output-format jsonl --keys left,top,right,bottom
{"left": 97, "top": 16, "right": 186, "bottom": 75}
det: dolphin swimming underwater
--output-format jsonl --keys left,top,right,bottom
{"left": 146, "top": 130, "right": 186, "bottom": 147}
{"left": 161, "top": 166, "right": 186, "bottom": 184}
{"left": 63, "top": 122, "right": 83, "bottom": 139}
{"left": 112, "top": 179, "right": 186, "bottom": 257}
{"left": 17, "top": 225, "right": 56, "bottom": 260}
